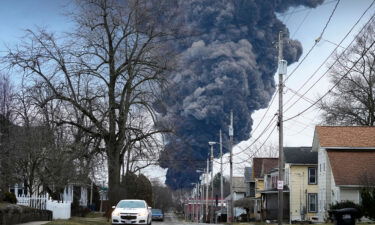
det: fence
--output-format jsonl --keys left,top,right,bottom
{"left": 17, "top": 194, "right": 71, "bottom": 220}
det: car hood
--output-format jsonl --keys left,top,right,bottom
{"left": 115, "top": 208, "right": 147, "bottom": 214}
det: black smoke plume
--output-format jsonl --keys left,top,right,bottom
{"left": 155, "top": 0, "right": 324, "bottom": 189}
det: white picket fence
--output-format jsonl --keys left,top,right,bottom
{"left": 17, "top": 194, "right": 71, "bottom": 220}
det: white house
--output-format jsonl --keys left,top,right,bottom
{"left": 225, "top": 176, "right": 247, "bottom": 219}
{"left": 312, "top": 126, "right": 375, "bottom": 222}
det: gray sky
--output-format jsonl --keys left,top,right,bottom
{"left": 1, "top": 0, "right": 374, "bottom": 180}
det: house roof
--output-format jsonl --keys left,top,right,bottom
{"left": 327, "top": 150, "right": 375, "bottom": 186}
{"left": 232, "top": 177, "right": 247, "bottom": 193}
{"left": 315, "top": 126, "right": 375, "bottom": 148}
{"left": 253, "top": 158, "right": 278, "bottom": 179}
{"left": 244, "top": 167, "right": 252, "bottom": 182}
{"left": 284, "top": 147, "right": 317, "bottom": 164}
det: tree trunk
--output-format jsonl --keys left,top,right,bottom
{"left": 107, "top": 142, "right": 121, "bottom": 206}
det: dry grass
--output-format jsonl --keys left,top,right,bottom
{"left": 46, "top": 217, "right": 110, "bottom": 225}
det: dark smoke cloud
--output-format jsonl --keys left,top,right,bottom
{"left": 155, "top": 0, "right": 324, "bottom": 189}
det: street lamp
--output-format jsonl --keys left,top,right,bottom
{"left": 208, "top": 141, "right": 220, "bottom": 223}
{"left": 190, "top": 182, "right": 198, "bottom": 222}
{"left": 195, "top": 170, "right": 204, "bottom": 223}
{"left": 209, "top": 129, "right": 224, "bottom": 222}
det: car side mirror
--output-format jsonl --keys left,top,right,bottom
{"left": 112, "top": 206, "right": 116, "bottom": 209}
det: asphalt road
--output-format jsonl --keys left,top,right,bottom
{"left": 153, "top": 212, "right": 223, "bottom": 225}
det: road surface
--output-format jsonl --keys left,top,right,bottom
{"left": 154, "top": 212, "right": 223, "bottom": 225}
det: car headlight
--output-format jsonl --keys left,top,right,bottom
{"left": 112, "top": 210, "right": 120, "bottom": 217}
{"left": 138, "top": 211, "right": 148, "bottom": 216}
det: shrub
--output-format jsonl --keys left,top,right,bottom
{"left": 361, "top": 187, "right": 375, "bottom": 220}
{"left": 2, "top": 192, "right": 17, "bottom": 204}
{"left": 329, "top": 201, "right": 363, "bottom": 219}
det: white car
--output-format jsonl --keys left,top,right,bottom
{"left": 111, "top": 199, "right": 152, "bottom": 225}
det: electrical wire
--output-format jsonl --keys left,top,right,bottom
{"left": 280, "top": 0, "right": 338, "bottom": 16}
{"left": 283, "top": 0, "right": 341, "bottom": 84}
{"left": 284, "top": 7, "right": 375, "bottom": 113}
{"left": 227, "top": 0, "right": 372, "bottom": 166}
{"left": 228, "top": 0, "right": 342, "bottom": 159}
{"left": 291, "top": 9, "right": 312, "bottom": 39}
{"left": 231, "top": 114, "right": 277, "bottom": 157}
{"left": 284, "top": 38, "right": 375, "bottom": 122}
{"left": 232, "top": 125, "right": 278, "bottom": 165}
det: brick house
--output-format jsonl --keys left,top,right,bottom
{"left": 312, "top": 126, "right": 375, "bottom": 222}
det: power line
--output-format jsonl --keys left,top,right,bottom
{"left": 231, "top": 0, "right": 342, "bottom": 159}
{"left": 232, "top": 114, "right": 277, "bottom": 157}
{"left": 291, "top": 9, "right": 312, "bottom": 39}
{"left": 284, "top": 7, "right": 375, "bottom": 113}
{"left": 224, "top": 0, "right": 342, "bottom": 161}
{"left": 280, "top": 0, "right": 338, "bottom": 16}
{"left": 283, "top": 0, "right": 341, "bottom": 84}
{"left": 284, "top": 38, "right": 375, "bottom": 122}
{"left": 319, "top": 0, "right": 341, "bottom": 39}
{"left": 232, "top": 125, "right": 278, "bottom": 165}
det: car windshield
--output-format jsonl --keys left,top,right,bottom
{"left": 117, "top": 200, "right": 146, "bottom": 208}
{"left": 152, "top": 209, "right": 162, "bottom": 214}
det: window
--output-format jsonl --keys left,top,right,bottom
{"left": 308, "top": 167, "right": 317, "bottom": 184}
{"left": 249, "top": 182, "right": 255, "bottom": 197}
{"left": 308, "top": 193, "right": 318, "bottom": 212}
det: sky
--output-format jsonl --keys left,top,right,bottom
{"left": 215, "top": 0, "right": 375, "bottom": 179}
{"left": 1, "top": 0, "right": 374, "bottom": 183}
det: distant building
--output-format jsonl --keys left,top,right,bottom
{"left": 225, "top": 176, "right": 247, "bottom": 219}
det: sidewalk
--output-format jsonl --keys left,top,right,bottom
{"left": 16, "top": 222, "right": 49, "bottom": 225}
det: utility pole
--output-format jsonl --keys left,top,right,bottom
{"left": 210, "top": 144, "right": 214, "bottom": 223}
{"left": 277, "top": 31, "right": 287, "bottom": 225}
{"left": 219, "top": 129, "right": 224, "bottom": 215}
{"left": 201, "top": 171, "right": 204, "bottom": 223}
{"left": 206, "top": 158, "right": 209, "bottom": 223}
{"left": 192, "top": 186, "right": 195, "bottom": 222}
{"left": 196, "top": 181, "right": 202, "bottom": 223}
{"left": 228, "top": 111, "right": 234, "bottom": 223}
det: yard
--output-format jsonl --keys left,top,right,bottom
{"left": 46, "top": 217, "right": 110, "bottom": 225}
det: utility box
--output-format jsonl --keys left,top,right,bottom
{"left": 278, "top": 59, "right": 287, "bottom": 75}
{"left": 331, "top": 208, "right": 358, "bottom": 225}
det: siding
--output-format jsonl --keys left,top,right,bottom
{"left": 288, "top": 165, "right": 318, "bottom": 222}
{"left": 340, "top": 188, "right": 360, "bottom": 204}
{"left": 256, "top": 179, "right": 264, "bottom": 198}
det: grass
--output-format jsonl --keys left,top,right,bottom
{"left": 84, "top": 212, "right": 105, "bottom": 218}
{"left": 46, "top": 217, "right": 110, "bottom": 225}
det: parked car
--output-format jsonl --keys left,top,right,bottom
{"left": 111, "top": 199, "right": 152, "bottom": 225}
{"left": 151, "top": 209, "right": 164, "bottom": 221}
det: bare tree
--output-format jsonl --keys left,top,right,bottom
{"left": 5, "top": 0, "right": 175, "bottom": 204}
{"left": 319, "top": 19, "right": 375, "bottom": 126}
{"left": 0, "top": 74, "right": 16, "bottom": 193}
{"left": 0, "top": 73, "right": 14, "bottom": 119}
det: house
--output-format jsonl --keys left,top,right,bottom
{"left": 261, "top": 167, "right": 289, "bottom": 222}
{"left": 244, "top": 167, "right": 254, "bottom": 197}
{"left": 312, "top": 126, "right": 375, "bottom": 222}
{"left": 251, "top": 158, "right": 278, "bottom": 220}
{"left": 284, "top": 147, "right": 318, "bottom": 222}
{"left": 225, "top": 176, "right": 247, "bottom": 219}
{"left": 10, "top": 182, "right": 89, "bottom": 207}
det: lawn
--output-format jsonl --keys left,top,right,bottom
{"left": 46, "top": 217, "right": 110, "bottom": 225}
